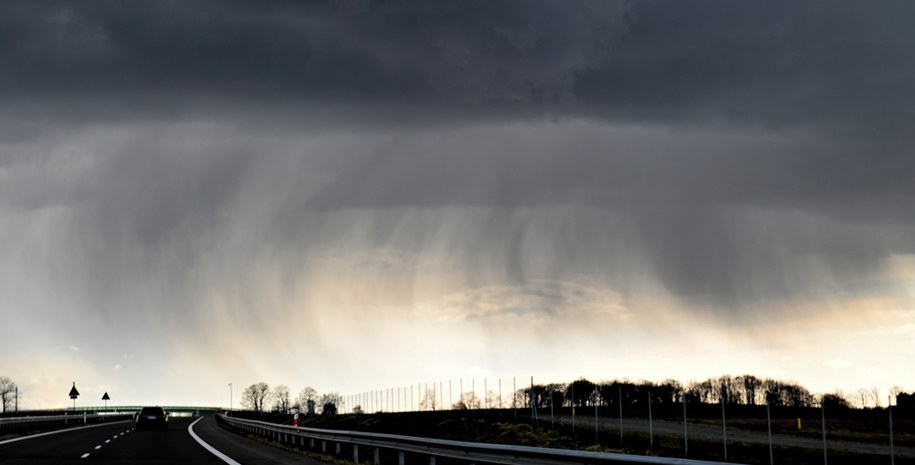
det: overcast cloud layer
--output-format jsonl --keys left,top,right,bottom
{"left": 2, "top": 1, "right": 915, "bottom": 407}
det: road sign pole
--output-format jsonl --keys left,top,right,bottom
{"left": 69, "top": 382, "right": 80, "bottom": 411}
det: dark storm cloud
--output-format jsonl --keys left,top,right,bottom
{"left": 3, "top": 1, "right": 914, "bottom": 131}
{"left": 0, "top": 0, "right": 616, "bottom": 119}
{"left": 4, "top": 0, "right": 915, "bottom": 312}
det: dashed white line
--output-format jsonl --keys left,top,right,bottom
{"left": 80, "top": 430, "right": 125, "bottom": 459}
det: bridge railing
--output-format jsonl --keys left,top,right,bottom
{"left": 0, "top": 406, "right": 220, "bottom": 416}
{"left": 217, "top": 414, "right": 742, "bottom": 465}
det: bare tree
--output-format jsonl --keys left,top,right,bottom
{"left": 889, "top": 385, "right": 905, "bottom": 405}
{"left": 566, "top": 378, "right": 596, "bottom": 407}
{"left": 821, "top": 392, "right": 851, "bottom": 409}
{"left": 869, "top": 387, "right": 881, "bottom": 408}
{"left": 737, "top": 375, "right": 763, "bottom": 405}
{"left": 296, "top": 386, "right": 318, "bottom": 414}
{"left": 0, "top": 376, "right": 16, "bottom": 413}
{"left": 419, "top": 388, "right": 438, "bottom": 411}
{"left": 855, "top": 388, "right": 870, "bottom": 408}
{"left": 485, "top": 390, "right": 501, "bottom": 409}
{"left": 242, "top": 382, "right": 270, "bottom": 412}
{"left": 454, "top": 391, "right": 480, "bottom": 410}
{"left": 319, "top": 392, "right": 343, "bottom": 415}
{"left": 272, "top": 385, "right": 291, "bottom": 413}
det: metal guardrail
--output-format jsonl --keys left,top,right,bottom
{"left": 0, "top": 412, "right": 135, "bottom": 432}
{"left": 217, "top": 414, "right": 743, "bottom": 465}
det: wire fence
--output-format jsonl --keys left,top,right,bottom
{"left": 331, "top": 377, "right": 912, "bottom": 465}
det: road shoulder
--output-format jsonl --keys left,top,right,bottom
{"left": 191, "top": 415, "right": 328, "bottom": 465}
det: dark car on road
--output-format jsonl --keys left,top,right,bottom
{"left": 135, "top": 406, "right": 168, "bottom": 431}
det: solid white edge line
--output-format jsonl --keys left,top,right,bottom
{"left": 188, "top": 417, "right": 243, "bottom": 465}
{"left": 0, "top": 419, "right": 133, "bottom": 446}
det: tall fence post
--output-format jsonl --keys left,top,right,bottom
{"left": 821, "top": 402, "right": 828, "bottom": 465}
{"left": 530, "top": 376, "right": 538, "bottom": 427}
{"left": 594, "top": 389, "right": 599, "bottom": 445}
{"left": 889, "top": 396, "right": 895, "bottom": 465}
{"left": 550, "top": 389, "right": 555, "bottom": 427}
{"left": 721, "top": 397, "right": 727, "bottom": 461}
{"left": 767, "top": 401, "right": 774, "bottom": 465}
{"left": 648, "top": 390, "right": 654, "bottom": 451}
{"left": 618, "top": 385, "right": 623, "bottom": 448}
{"left": 683, "top": 398, "right": 688, "bottom": 458}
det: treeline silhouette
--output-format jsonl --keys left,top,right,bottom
{"left": 519, "top": 375, "right": 860, "bottom": 410}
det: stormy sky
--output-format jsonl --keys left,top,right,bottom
{"left": 2, "top": 1, "right": 915, "bottom": 409}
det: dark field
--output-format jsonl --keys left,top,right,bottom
{"left": 229, "top": 405, "right": 914, "bottom": 465}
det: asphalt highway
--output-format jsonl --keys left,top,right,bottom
{"left": 0, "top": 415, "right": 325, "bottom": 465}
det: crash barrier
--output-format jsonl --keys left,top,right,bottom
{"left": 217, "top": 414, "right": 743, "bottom": 465}
{"left": 0, "top": 412, "right": 135, "bottom": 433}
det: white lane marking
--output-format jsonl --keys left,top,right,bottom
{"left": 95, "top": 445, "right": 102, "bottom": 450}
{"left": 81, "top": 453, "right": 91, "bottom": 459}
{"left": 0, "top": 419, "right": 133, "bottom": 446}
{"left": 188, "top": 417, "right": 242, "bottom": 465}
{"left": 105, "top": 439, "right": 111, "bottom": 443}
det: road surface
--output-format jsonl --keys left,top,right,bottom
{"left": 0, "top": 415, "right": 325, "bottom": 464}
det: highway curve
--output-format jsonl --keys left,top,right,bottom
{"left": 0, "top": 415, "right": 325, "bottom": 464}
